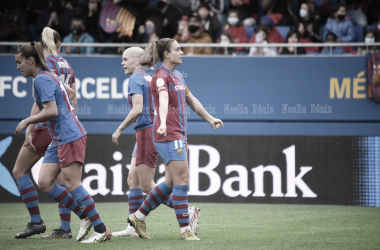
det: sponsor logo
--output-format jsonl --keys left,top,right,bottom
{"left": 175, "top": 85, "right": 186, "bottom": 91}
{"left": 156, "top": 78, "right": 165, "bottom": 87}
{"left": 59, "top": 158, "right": 66, "bottom": 162}
{"left": 0, "top": 136, "right": 20, "bottom": 196}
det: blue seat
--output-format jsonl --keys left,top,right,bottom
{"left": 244, "top": 25, "right": 256, "bottom": 40}
{"left": 275, "top": 26, "right": 291, "bottom": 40}
{"left": 366, "top": 24, "right": 376, "bottom": 31}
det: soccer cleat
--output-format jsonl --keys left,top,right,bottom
{"left": 80, "top": 227, "right": 111, "bottom": 243}
{"left": 76, "top": 217, "right": 92, "bottom": 241}
{"left": 41, "top": 228, "right": 72, "bottom": 238}
{"left": 189, "top": 206, "right": 200, "bottom": 235}
{"left": 15, "top": 220, "right": 46, "bottom": 238}
{"left": 127, "top": 213, "right": 150, "bottom": 239}
{"left": 112, "top": 224, "right": 139, "bottom": 237}
{"left": 180, "top": 228, "right": 200, "bottom": 240}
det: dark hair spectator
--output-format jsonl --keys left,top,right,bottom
{"left": 229, "top": 0, "right": 259, "bottom": 26}
{"left": 280, "top": 30, "right": 306, "bottom": 55}
{"left": 357, "top": 29, "right": 379, "bottom": 55}
{"left": 215, "top": 32, "right": 235, "bottom": 55}
{"left": 191, "top": 0, "right": 224, "bottom": 15}
{"left": 197, "top": 3, "right": 222, "bottom": 42}
{"left": 298, "top": 2, "right": 322, "bottom": 42}
{"left": 322, "top": 4, "right": 355, "bottom": 43}
{"left": 249, "top": 26, "right": 277, "bottom": 56}
{"left": 249, "top": 16, "right": 284, "bottom": 44}
{"left": 261, "top": 0, "right": 298, "bottom": 26}
{"left": 62, "top": 16, "right": 95, "bottom": 54}
{"left": 297, "top": 22, "right": 320, "bottom": 54}
{"left": 173, "top": 13, "right": 213, "bottom": 55}
{"left": 34, "top": 0, "right": 74, "bottom": 39}
{"left": 136, "top": 17, "right": 162, "bottom": 43}
{"left": 86, "top": 0, "right": 111, "bottom": 44}
{"left": 320, "top": 32, "right": 347, "bottom": 55}
{"left": 223, "top": 9, "right": 249, "bottom": 51}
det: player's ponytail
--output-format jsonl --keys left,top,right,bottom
{"left": 41, "top": 27, "right": 61, "bottom": 56}
{"left": 140, "top": 38, "right": 173, "bottom": 68}
{"left": 16, "top": 42, "right": 54, "bottom": 75}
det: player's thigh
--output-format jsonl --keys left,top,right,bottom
{"left": 38, "top": 162, "right": 61, "bottom": 192}
{"left": 128, "top": 157, "right": 140, "bottom": 189}
{"left": 13, "top": 147, "right": 41, "bottom": 179}
{"left": 55, "top": 172, "right": 65, "bottom": 185}
{"left": 166, "top": 160, "right": 189, "bottom": 186}
{"left": 61, "top": 161, "right": 83, "bottom": 192}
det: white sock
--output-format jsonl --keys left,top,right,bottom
{"left": 135, "top": 210, "right": 147, "bottom": 221}
{"left": 180, "top": 226, "right": 190, "bottom": 234}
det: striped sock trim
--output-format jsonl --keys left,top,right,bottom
{"left": 46, "top": 183, "right": 83, "bottom": 218}
{"left": 138, "top": 182, "right": 172, "bottom": 216}
{"left": 17, "top": 175, "right": 42, "bottom": 223}
{"left": 128, "top": 188, "right": 144, "bottom": 214}
{"left": 172, "top": 185, "right": 189, "bottom": 228}
{"left": 58, "top": 184, "right": 71, "bottom": 231}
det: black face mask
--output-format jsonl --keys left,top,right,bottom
{"left": 189, "top": 25, "right": 200, "bottom": 33}
{"left": 157, "top": 1, "right": 167, "bottom": 9}
{"left": 73, "top": 28, "right": 84, "bottom": 36}
{"left": 337, "top": 15, "right": 345, "bottom": 21}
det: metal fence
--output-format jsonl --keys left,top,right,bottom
{"left": 1, "top": 41, "right": 379, "bottom": 56}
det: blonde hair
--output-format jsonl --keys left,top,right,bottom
{"left": 41, "top": 27, "right": 61, "bottom": 56}
{"left": 16, "top": 42, "right": 54, "bottom": 74}
{"left": 140, "top": 38, "right": 174, "bottom": 68}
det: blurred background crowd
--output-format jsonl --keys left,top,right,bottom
{"left": 0, "top": 0, "right": 379, "bottom": 55}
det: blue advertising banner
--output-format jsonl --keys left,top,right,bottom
{"left": 1, "top": 55, "right": 379, "bottom": 123}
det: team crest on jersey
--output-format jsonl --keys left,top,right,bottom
{"left": 156, "top": 78, "right": 165, "bottom": 87}
{"left": 177, "top": 148, "right": 183, "bottom": 155}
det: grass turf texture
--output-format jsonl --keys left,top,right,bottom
{"left": 0, "top": 203, "right": 379, "bottom": 250}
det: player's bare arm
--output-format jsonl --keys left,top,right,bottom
{"left": 112, "top": 94, "right": 144, "bottom": 146}
{"left": 185, "top": 89, "right": 223, "bottom": 129}
{"left": 67, "top": 82, "right": 77, "bottom": 112}
{"left": 16, "top": 101, "right": 58, "bottom": 136}
{"left": 158, "top": 91, "right": 169, "bottom": 136}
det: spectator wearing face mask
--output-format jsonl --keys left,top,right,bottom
{"left": 34, "top": 0, "right": 74, "bottom": 39}
{"left": 137, "top": 17, "right": 162, "bottom": 43}
{"left": 298, "top": 2, "right": 322, "bottom": 42}
{"left": 249, "top": 27, "right": 277, "bottom": 56}
{"left": 173, "top": 14, "right": 213, "bottom": 55}
{"left": 197, "top": 4, "right": 221, "bottom": 42}
{"left": 320, "top": 32, "right": 346, "bottom": 55}
{"left": 215, "top": 32, "right": 236, "bottom": 55}
{"left": 62, "top": 17, "right": 95, "bottom": 54}
{"left": 223, "top": 9, "right": 248, "bottom": 51}
{"left": 322, "top": 4, "right": 355, "bottom": 43}
{"left": 357, "top": 30, "right": 379, "bottom": 55}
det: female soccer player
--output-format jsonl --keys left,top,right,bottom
{"left": 127, "top": 38, "right": 223, "bottom": 241}
{"left": 15, "top": 42, "right": 111, "bottom": 243}
{"left": 12, "top": 30, "right": 76, "bottom": 238}
{"left": 111, "top": 47, "right": 200, "bottom": 238}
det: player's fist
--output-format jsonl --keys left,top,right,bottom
{"left": 210, "top": 118, "right": 224, "bottom": 130}
{"left": 157, "top": 124, "right": 167, "bottom": 136}
{"left": 112, "top": 129, "right": 121, "bottom": 146}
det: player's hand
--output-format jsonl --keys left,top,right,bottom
{"left": 112, "top": 129, "right": 121, "bottom": 146}
{"left": 209, "top": 118, "right": 224, "bottom": 130}
{"left": 157, "top": 124, "right": 167, "bottom": 136}
{"left": 24, "top": 132, "right": 36, "bottom": 152}
{"left": 15, "top": 119, "right": 29, "bottom": 136}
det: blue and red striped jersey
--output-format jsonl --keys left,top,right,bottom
{"left": 45, "top": 55, "right": 76, "bottom": 87}
{"left": 33, "top": 69, "right": 86, "bottom": 146}
{"left": 127, "top": 70, "right": 155, "bottom": 130}
{"left": 151, "top": 66, "right": 187, "bottom": 142}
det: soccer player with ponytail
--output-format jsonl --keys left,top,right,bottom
{"left": 15, "top": 42, "right": 111, "bottom": 243}
{"left": 127, "top": 38, "right": 223, "bottom": 241}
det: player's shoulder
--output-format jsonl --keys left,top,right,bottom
{"left": 35, "top": 71, "right": 56, "bottom": 86}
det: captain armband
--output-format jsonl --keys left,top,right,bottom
{"left": 185, "top": 85, "right": 191, "bottom": 95}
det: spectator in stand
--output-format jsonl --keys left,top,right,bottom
{"left": 279, "top": 30, "right": 306, "bottom": 55}
{"left": 228, "top": 0, "right": 259, "bottom": 26}
{"left": 298, "top": 2, "right": 322, "bottom": 41}
{"left": 0, "top": 0, "right": 31, "bottom": 53}
{"left": 320, "top": 32, "right": 347, "bottom": 55}
{"left": 249, "top": 16, "right": 284, "bottom": 44}
{"left": 191, "top": 0, "right": 224, "bottom": 15}
{"left": 34, "top": 0, "right": 74, "bottom": 39}
{"left": 261, "top": 0, "right": 298, "bottom": 26}
{"left": 297, "top": 22, "right": 320, "bottom": 54}
{"left": 197, "top": 3, "right": 221, "bottom": 42}
{"left": 215, "top": 32, "right": 236, "bottom": 55}
{"left": 173, "top": 14, "right": 213, "bottom": 55}
{"left": 357, "top": 29, "right": 379, "bottom": 55}
{"left": 62, "top": 17, "right": 95, "bottom": 55}
{"left": 86, "top": 0, "right": 111, "bottom": 44}
{"left": 136, "top": 17, "right": 162, "bottom": 43}
{"left": 223, "top": 9, "right": 248, "bottom": 51}
{"left": 148, "top": 0, "right": 183, "bottom": 38}
{"left": 249, "top": 26, "right": 277, "bottom": 56}
{"left": 322, "top": 4, "right": 355, "bottom": 43}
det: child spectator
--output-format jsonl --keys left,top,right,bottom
{"left": 249, "top": 26, "right": 277, "bottom": 56}
{"left": 250, "top": 16, "right": 284, "bottom": 44}
{"left": 223, "top": 9, "right": 248, "bottom": 51}
{"left": 357, "top": 29, "right": 379, "bottom": 55}
{"left": 280, "top": 30, "right": 306, "bottom": 55}
{"left": 215, "top": 32, "right": 236, "bottom": 55}
{"left": 320, "top": 32, "right": 347, "bottom": 55}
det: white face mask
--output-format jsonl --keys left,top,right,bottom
{"left": 299, "top": 9, "right": 307, "bottom": 18}
{"left": 220, "top": 40, "right": 230, "bottom": 44}
{"left": 228, "top": 17, "right": 239, "bottom": 26}
{"left": 365, "top": 37, "right": 375, "bottom": 44}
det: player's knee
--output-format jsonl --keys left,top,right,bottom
{"left": 38, "top": 178, "right": 54, "bottom": 193}
{"left": 12, "top": 166, "right": 26, "bottom": 180}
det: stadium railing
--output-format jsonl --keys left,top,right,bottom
{"left": 1, "top": 42, "right": 379, "bottom": 56}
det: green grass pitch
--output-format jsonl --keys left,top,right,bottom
{"left": 0, "top": 202, "right": 379, "bottom": 250}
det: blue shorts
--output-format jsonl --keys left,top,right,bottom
{"left": 132, "top": 143, "right": 137, "bottom": 157}
{"left": 154, "top": 139, "right": 187, "bottom": 165}
{"left": 43, "top": 143, "right": 59, "bottom": 164}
